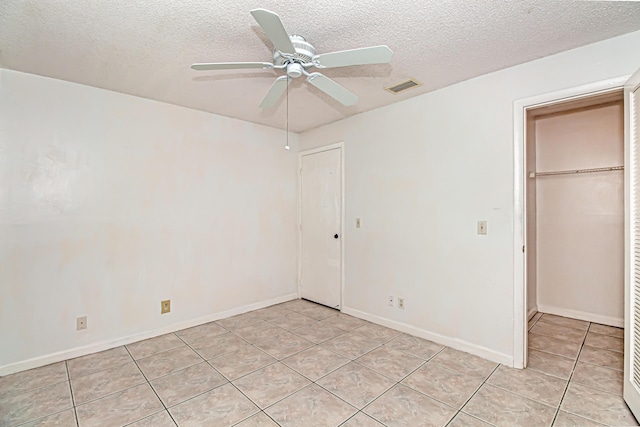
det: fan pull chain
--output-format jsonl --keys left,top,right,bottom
{"left": 285, "top": 76, "right": 290, "bottom": 150}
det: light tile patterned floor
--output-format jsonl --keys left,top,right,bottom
{"left": 0, "top": 301, "right": 636, "bottom": 427}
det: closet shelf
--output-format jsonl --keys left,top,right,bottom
{"left": 529, "top": 165, "right": 623, "bottom": 178}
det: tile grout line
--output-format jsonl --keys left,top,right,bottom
{"left": 224, "top": 381, "right": 264, "bottom": 426}
{"left": 313, "top": 367, "right": 397, "bottom": 415}
{"left": 547, "top": 320, "right": 589, "bottom": 426}
{"left": 259, "top": 410, "right": 283, "bottom": 427}
{"left": 12, "top": 408, "right": 77, "bottom": 427}
{"left": 266, "top": 381, "right": 358, "bottom": 425}
{"left": 281, "top": 345, "right": 352, "bottom": 383}
{"left": 121, "top": 343, "right": 181, "bottom": 427}
{"left": 227, "top": 379, "right": 291, "bottom": 425}
{"left": 65, "top": 360, "right": 81, "bottom": 427}
{"left": 456, "top": 364, "right": 501, "bottom": 427}
{"left": 535, "top": 319, "right": 590, "bottom": 332}
{"left": 337, "top": 411, "right": 362, "bottom": 427}
{"left": 344, "top": 411, "right": 391, "bottom": 427}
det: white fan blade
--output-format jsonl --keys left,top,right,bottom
{"left": 260, "top": 76, "right": 289, "bottom": 108}
{"left": 314, "top": 45, "right": 393, "bottom": 68}
{"left": 191, "top": 62, "right": 273, "bottom": 71}
{"left": 250, "top": 9, "right": 296, "bottom": 54}
{"left": 307, "top": 73, "right": 358, "bottom": 106}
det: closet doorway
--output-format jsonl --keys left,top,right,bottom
{"left": 523, "top": 91, "right": 625, "bottom": 377}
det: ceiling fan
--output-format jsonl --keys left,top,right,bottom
{"left": 191, "top": 9, "right": 393, "bottom": 108}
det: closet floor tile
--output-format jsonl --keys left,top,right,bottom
{"left": 538, "top": 314, "right": 589, "bottom": 331}
{"left": 528, "top": 332, "right": 581, "bottom": 359}
{"left": 527, "top": 349, "right": 575, "bottom": 380}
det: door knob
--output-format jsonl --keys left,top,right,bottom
{"left": 334, "top": 234, "right": 339, "bottom": 239}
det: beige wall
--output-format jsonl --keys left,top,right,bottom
{"left": 0, "top": 69, "right": 299, "bottom": 373}
{"left": 535, "top": 102, "right": 624, "bottom": 325}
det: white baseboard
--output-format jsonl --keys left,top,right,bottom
{"left": 0, "top": 293, "right": 298, "bottom": 376}
{"left": 528, "top": 306, "right": 539, "bottom": 321}
{"left": 537, "top": 304, "right": 623, "bottom": 328}
{"left": 341, "top": 307, "right": 513, "bottom": 366}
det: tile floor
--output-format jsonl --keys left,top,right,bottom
{"left": 0, "top": 300, "right": 637, "bottom": 427}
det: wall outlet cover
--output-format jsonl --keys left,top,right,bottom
{"left": 161, "top": 299, "right": 171, "bottom": 314}
{"left": 76, "top": 316, "right": 87, "bottom": 331}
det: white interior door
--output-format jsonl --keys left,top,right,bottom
{"left": 624, "top": 66, "right": 640, "bottom": 418}
{"left": 300, "top": 147, "right": 341, "bottom": 308}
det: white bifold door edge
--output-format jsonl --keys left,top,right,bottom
{"left": 298, "top": 143, "right": 344, "bottom": 309}
{"left": 624, "top": 65, "right": 640, "bottom": 419}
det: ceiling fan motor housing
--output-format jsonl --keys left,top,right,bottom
{"left": 287, "top": 63, "right": 304, "bottom": 78}
{"left": 273, "top": 35, "right": 316, "bottom": 66}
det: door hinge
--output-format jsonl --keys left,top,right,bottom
{"left": 522, "top": 245, "right": 525, "bottom": 253}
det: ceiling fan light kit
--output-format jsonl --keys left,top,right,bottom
{"left": 191, "top": 9, "right": 393, "bottom": 109}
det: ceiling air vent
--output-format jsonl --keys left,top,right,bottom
{"left": 385, "top": 78, "right": 422, "bottom": 94}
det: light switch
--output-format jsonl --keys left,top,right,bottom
{"left": 356, "top": 218, "right": 361, "bottom": 228}
{"left": 477, "top": 221, "right": 487, "bottom": 235}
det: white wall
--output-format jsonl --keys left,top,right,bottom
{"left": 299, "top": 30, "right": 640, "bottom": 364}
{"left": 0, "top": 69, "right": 298, "bottom": 373}
{"left": 536, "top": 103, "right": 624, "bottom": 325}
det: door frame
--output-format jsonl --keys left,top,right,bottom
{"left": 512, "top": 76, "right": 629, "bottom": 369}
{"left": 298, "top": 142, "right": 345, "bottom": 309}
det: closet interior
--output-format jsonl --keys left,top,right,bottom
{"left": 525, "top": 90, "right": 625, "bottom": 381}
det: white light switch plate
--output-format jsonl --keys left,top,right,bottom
{"left": 477, "top": 221, "right": 487, "bottom": 235}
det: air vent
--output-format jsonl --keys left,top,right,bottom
{"left": 385, "top": 78, "right": 422, "bottom": 94}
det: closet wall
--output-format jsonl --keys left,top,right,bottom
{"left": 534, "top": 100, "right": 624, "bottom": 326}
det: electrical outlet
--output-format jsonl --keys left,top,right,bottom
{"left": 356, "top": 218, "right": 361, "bottom": 228}
{"left": 161, "top": 299, "right": 171, "bottom": 314}
{"left": 76, "top": 316, "right": 87, "bottom": 331}
{"left": 477, "top": 221, "right": 487, "bottom": 235}
{"left": 388, "top": 295, "right": 395, "bottom": 307}
{"left": 398, "top": 297, "right": 405, "bottom": 310}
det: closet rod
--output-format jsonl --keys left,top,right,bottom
{"left": 529, "top": 165, "right": 623, "bottom": 178}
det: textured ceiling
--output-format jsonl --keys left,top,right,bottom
{"left": 2, "top": 0, "right": 640, "bottom": 132}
